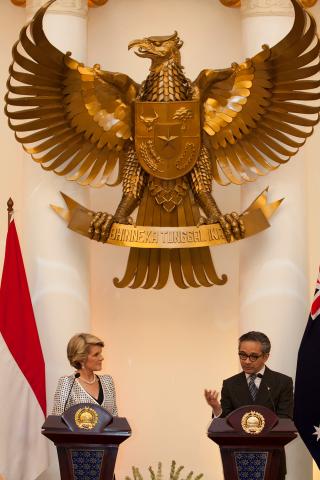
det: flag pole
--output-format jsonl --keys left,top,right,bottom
{"left": 7, "top": 198, "right": 13, "bottom": 229}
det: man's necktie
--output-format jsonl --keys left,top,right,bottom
{"left": 248, "top": 374, "right": 258, "bottom": 401}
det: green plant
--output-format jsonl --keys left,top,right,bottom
{"left": 125, "top": 460, "right": 204, "bottom": 480}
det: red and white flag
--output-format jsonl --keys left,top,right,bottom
{"left": 0, "top": 220, "right": 48, "bottom": 480}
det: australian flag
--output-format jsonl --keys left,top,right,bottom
{"left": 294, "top": 269, "right": 320, "bottom": 468}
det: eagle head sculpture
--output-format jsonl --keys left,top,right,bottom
{"left": 128, "top": 32, "right": 183, "bottom": 65}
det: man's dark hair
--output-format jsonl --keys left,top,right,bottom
{"left": 238, "top": 331, "right": 271, "bottom": 354}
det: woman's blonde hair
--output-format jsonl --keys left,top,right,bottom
{"left": 67, "top": 333, "right": 104, "bottom": 369}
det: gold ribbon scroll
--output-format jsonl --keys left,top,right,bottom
{"left": 52, "top": 188, "right": 282, "bottom": 248}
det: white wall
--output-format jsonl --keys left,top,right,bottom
{"left": 0, "top": 2, "right": 25, "bottom": 263}
{"left": 1, "top": 1, "right": 320, "bottom": 479}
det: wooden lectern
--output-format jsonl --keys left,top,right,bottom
{"left": 42, "top": 403, "right": 131, "bottom": 480}
{"left": 207, "top": 405, "right": 297, "bottom": 480}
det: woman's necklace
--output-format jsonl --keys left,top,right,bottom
{"left": 79, "top": 373, "right": 97, "bottom": 385}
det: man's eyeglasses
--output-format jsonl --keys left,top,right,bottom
{"left": 238, "top": 352, "right": 264, "bottom": 362}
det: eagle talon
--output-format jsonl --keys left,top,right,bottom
{"left": 219, "top": 212, "right": 245, "bottom": 242}
{"left": 89, "top": 211, "right": 136, "bottom": 244}
{"left": 89, "top": 212, "right": 114, "bottom": 243}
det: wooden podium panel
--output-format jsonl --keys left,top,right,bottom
{"left": 207, "top": 406, "right": 297, "bottom": 480}
{"left": 42, "top": 404, "right": 131, "bottom": 480}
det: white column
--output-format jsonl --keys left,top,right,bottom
{"left": 23, "top": 2, "right": 90, "bottom": 479}
{"left": 239, "top": 1, "right": 311, "bottom": 479}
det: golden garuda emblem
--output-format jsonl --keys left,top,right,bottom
{"left": 5, "top": 0, "right": 320, "bottom": 289}
{"left": 241, "top": 411, "right": 265, "bottom": 435}
{"left": 75, "top": 406, "right": 99, "bottom": 430}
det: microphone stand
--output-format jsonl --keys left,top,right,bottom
{"left": 266, "top": 385, "right": 276, "bottom": 413}
{"left": 63, "top": 372, "right": 80, "bottom": 412}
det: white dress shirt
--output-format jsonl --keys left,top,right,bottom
{"left": 245, "top": 365, "right": 266, "bottom": 389}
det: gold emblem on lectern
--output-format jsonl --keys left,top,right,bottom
{"left": 241, "top": 411, "right": 265, "bottom": 435}
{"left": 75, "top": 407, "right": 99, "bottom": 430}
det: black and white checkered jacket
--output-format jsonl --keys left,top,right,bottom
{"left": 52, "top": 374, "right": 118, "bottom": 416}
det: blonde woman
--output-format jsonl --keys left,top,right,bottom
{"left": 52, "top": 333, "right": 118, "bottom": 416}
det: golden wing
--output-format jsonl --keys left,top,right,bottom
{"left": 194, "top": 0, "right": 320, "bottom": 186}
{"left": 5, "top": 0, "right": 139, "bottom": 187}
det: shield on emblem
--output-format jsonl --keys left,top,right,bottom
{"left": 135, "top": 100, "right": 200, "bottom": 180}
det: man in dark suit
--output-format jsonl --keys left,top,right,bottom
{"left": 204, "top": 331, "right": 293, "bottom": 479}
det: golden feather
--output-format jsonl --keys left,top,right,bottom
{"left": 194, "top": 0, "right": 320, "bottom": 185}
{"left": 5, "top": 0, "right": 139, "bottom": 187}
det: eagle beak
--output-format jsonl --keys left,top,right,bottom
{"left": 128, "top": 39, "right": 151, "bottom": 58}
{"left": 128, "top": 39, "right": 142, "bottom": 50}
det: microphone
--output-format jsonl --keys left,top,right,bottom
{"left": 63, "top": 373, "right": 80, "bottom": 412}
{"left": 256, "top": 374, "right": 276, "bottom": 412}
{"left": 266, "top": 385, "right": 276, "bottom": 413}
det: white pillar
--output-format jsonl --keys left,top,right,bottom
{"left": 239, "top": 1, "right": 311, "bottom": 479}
{"left": 23, "top": 2, "right": 90, "bottom": 479}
